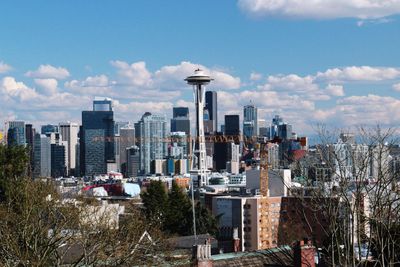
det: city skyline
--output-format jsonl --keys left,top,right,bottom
{"left": 1, "top": 1, "right": 400, "bottom": 134}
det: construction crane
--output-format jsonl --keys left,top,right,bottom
{"left": 259, "top": 142, "right": 272, "bottom": 249}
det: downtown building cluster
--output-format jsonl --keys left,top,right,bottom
{"left": 2, "top": 91, "right": 400, "bottom": 264}
{"left": 1, "top": 93, "right": 305, "bottom": 180}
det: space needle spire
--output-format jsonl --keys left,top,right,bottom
{"left": 185, "top": 69, "right": 213, "bottom": 187}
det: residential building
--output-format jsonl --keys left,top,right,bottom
{"left": 136, "top": 112, "right": 168, "bottom": 174}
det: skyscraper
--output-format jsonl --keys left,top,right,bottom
{"left": 224, "top": 115, "right": 240, "bottom": 137}
{"left": 119, "top": 126, "right": 135, "bottom": 175}
{"left": 45, "top": 132, "right": 68, "bottom": 178}
{"left": 33, "top": 133, "right": 51, "bottom": 178}
{"left": 25, "top": 124, "right": 35, "bottom": 173}
{"left": 126, "top": 145, "right": 140, "bottom": 177}
{"left": 171, "top": 107, "right": 190, "bottom": 135}
{"left": 93, "top": 97, "right": 113, "bottom": 111}
{"left": 243, "top": 104, "right": 258, "bottom": 138}
{"left": 41, "top": 124, "right": 59, "bottom": 134}
{"left": 205, "top": 91, "right": 217, "bottom": 134}
{"left": 81, "top": 98, "right": 115, "bottom": 176}
{"left": 136, "top": 112, "right": 167, "bottom": 175}
{"left": 5, "top": 121, "right": 26, "bottom": 146}
{"left": 59, "top": 122, "right": 79, "bottom": 174}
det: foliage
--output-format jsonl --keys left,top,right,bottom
{"left": 0, "top": 144, "right": 29, "bottom": 200}
{"left": 140, "top": 180, "right": 168, "bottom": 227}
{"left": 142, "top": 180, "right": 219, "bottom": 237}
{"left": 0, "top": 144, "right": 169, "bottom": 266}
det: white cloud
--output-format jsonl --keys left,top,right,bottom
{"left": 238, "top": 0, "right": 400, "bottom": 20}
{"left": 325, "top": 84, "right": 345, "bottom": 97}
{"left": 34, "top": 78, "right": 58, "bottom": 95}
{"left": 0, "top": 61, "right": 12, "bottom": 74}
{"left": 393, "top": 83, "right": 400, "bottom": 92}
{"left": 26, "top": 64, "right": 70, "bottom": 79}
{"left": 65, "top": 75, "right": 114, "bottom": 95}
{"left": 250, "top": 72, "right": 262, "bottom": 81}
{"left": 0, "top": 76, "right": 39, "bottom": 101}
{"left": 110, "top": 60, "right": 152, "bottom": 87}
{"left": 316, "top": 66, "right": 400, "bottom": 82}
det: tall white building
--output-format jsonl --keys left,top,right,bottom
{"left": 59, "top": 122, "right": 79, "bottom": 173}
{"left": 136, "top": 113, "right": 168, "bottom": 175}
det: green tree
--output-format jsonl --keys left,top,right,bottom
{"left": 195, "top": 202, "right": 218, "bottom": 236}
{"left": 0, "top": 144, "right": 29, "bottom": 201}
{"left": 141, "top": 180, "right": 168, "bottom": 227}
{"left": 165, "top": 181, "right": 192, "bottom": 235}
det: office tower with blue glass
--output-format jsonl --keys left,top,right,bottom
{"left": 243, "top": 104, "right": 258, "bottom": 138}
{"left": 6, "top": 121, "right": 26, "bottom": 146}
{"left": 205, "top": 91, "right": 217, "bottom": 134}
{"left": 80, "top": 97, "right": 115, "bottom": 176}
{"left": 171, "top": 107, "right": 190, "bottom": 135}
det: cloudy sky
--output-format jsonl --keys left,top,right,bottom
{"left": 1, "top": 0, "right": 400, "bottom": 134}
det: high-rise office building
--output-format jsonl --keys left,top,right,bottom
{"left": 5, "top": 121, "right": 26, "bottom": 146}
{"left": 269, "top": 115, "right": 284, "bottom": 139}
{"left": 173, "top": 107, "right": 189, "bottom": 118}
{"left": 224, "top": 115, "right": 240, "bottom": 137}
{"left": 205, "top": 91, "right": 217, "bottom": 134}
{"left": 243, "top": 104, "right": 258, "bottom": 138}
{"left": 214, "top": 132, "right": 228, "bottom": 171}
{"left": 41, "top": 124, "right": 59, "bottom": 134}
{"left": 93, "top": 96, "right": 113, "bottom": 111}
{"left": 278, "top": 124, "right": 293, "bottom": 140}
{"left": 169, "top": 131, "right": 188, "bottom": 159}
{"left": 33, "top": 133, "right": 51, "bottom": 178}
{"left": 25, "top": 124, "right": 35, "bottom": 173}
{"left": 119, "top": 126, "right": 135, "bottom": 175}
{"left": 136, "top": 113, "right": 167, "bottom": 175}
{"left": 113, "top": 121, "right": 130, "bottom": 173}
{"left": 80, "top": 99, "right": 115, "bottom": 176}
{"left": 45, "top": 132, "right": 68, "bottom": 177}
{"left": 126, "top": 145, "right": 140, "bottom": 177}
{"left": 59, "top": 122, "right": 79, "bottom": 174}
{"left": 51, "top": 143, "right": 67, "bottom": 177}
{"left": 171, "top": 107, "right": 190, "bottom": 135}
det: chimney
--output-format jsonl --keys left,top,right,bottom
{"left": 192, "top": 240, "right": 213, "bottom": 267}
{"left": 232, "top": 227, "right": 241, "bottom": 252}
{"left": 294, "top": 240, "right": 315, "bottom": 267}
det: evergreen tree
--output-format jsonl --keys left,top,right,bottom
{"left": 0, "top": 144, "right": 29, "bottom": 201}
{"left": 140, "top": 180, "right": 168, "bottom": 227}
{"left": 195, "top": 202, "right": 218, "bottom": 236}
{"left": 165, "top": 181, "right": 192, "bottom": 235}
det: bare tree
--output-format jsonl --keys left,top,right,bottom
{"left": 0, "top": 178, "right": 170, "bottom": 267}
{"left": 290, "top": 125, "right": 400, "bottom": 266}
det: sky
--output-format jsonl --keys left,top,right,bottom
{"left": 1, "top": 0, "right": 400, "bottom": 135}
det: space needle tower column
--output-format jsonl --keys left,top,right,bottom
{"left": 185, "top": 69, "right": 213, "bottom": 187}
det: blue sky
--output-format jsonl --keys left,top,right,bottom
{"left": 1, "top": 0, "right": 400, "bottom": 134}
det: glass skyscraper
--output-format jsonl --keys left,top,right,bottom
{"left": 6, "top": 121, "right": 26, "bottom": 146}
{"left": 243, "top": 104, "right": 258, "bottom": 138}
{"left": 205, "top": 91, "right": 217, "bottom": 134}
{"left": 136, "top": 113, "right": 167, "bottom": 175}
{"left": 81, "top": 99, "right": 115, "bottom": 176}
{"left": 171, "top": 107, "right": 190, "bottom": 135}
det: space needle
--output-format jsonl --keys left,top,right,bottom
{"left": 185, "top": 69, "right": 213, "bottom": 187}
